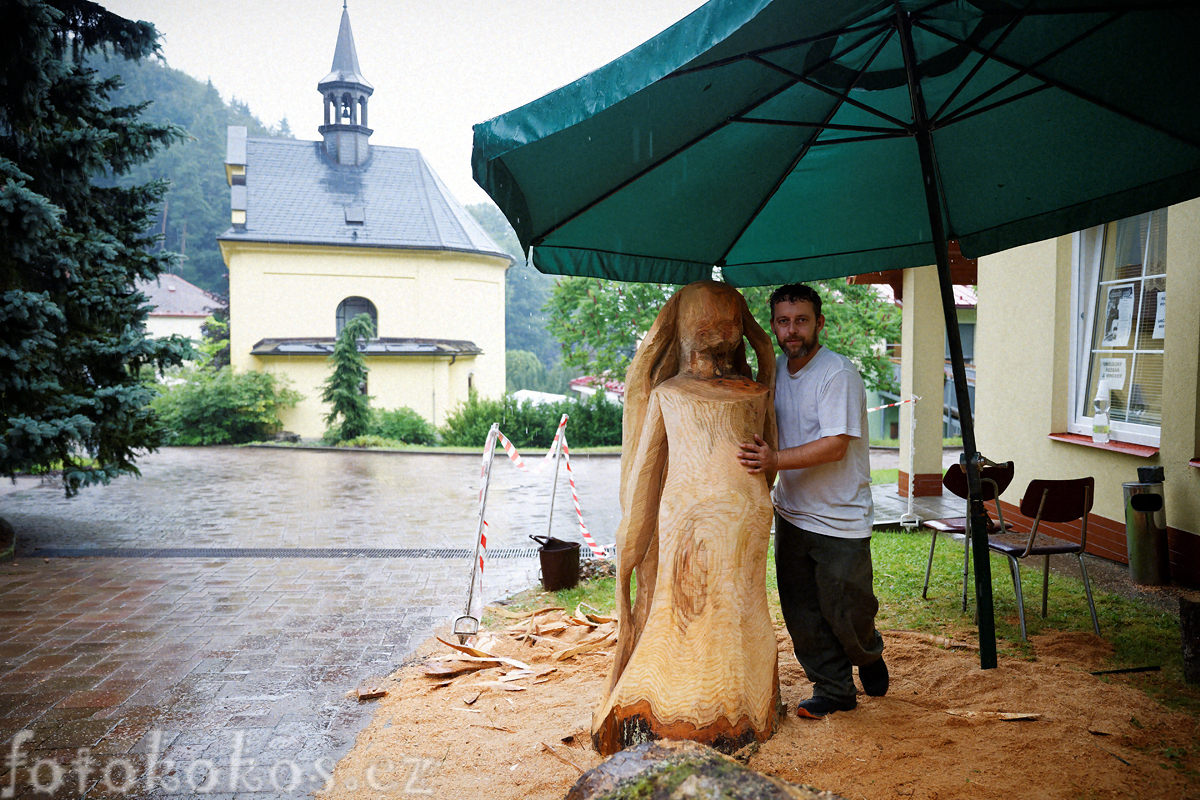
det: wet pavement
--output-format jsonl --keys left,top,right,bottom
{"left": 0, "top": 445, "right": 1169, "bottom": 798}
{"left": 0, "top": 446, "right": 621, "bottom": 798}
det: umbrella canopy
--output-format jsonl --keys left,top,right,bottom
{"left": 472, "top": 0, "right": 1200, "bottom": 668}
{"left": 473, "top": 0, "right": 1200, "bottom": 287}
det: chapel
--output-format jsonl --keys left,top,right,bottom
{"left": 219, "top": 5, "right": 509, "bottom": 437}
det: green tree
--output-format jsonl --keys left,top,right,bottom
{"left": 506, "top": 350, "right": 548, "bottom": 393}
{"left": 89, "top": 55, "right": 283, "bottom": 295}
{"left": 1, "top": 1, "right": 190, "bottom": 495}
{"left": 546, "top": 279, "right": 900, "bottom": 393}
{"left": 321, "top": 314, "right": 374, "bottom": 442}
{"left": 197, "top": 304, "right": 230, "bottom": 369}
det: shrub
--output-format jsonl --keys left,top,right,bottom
{"left": 369, "top": 407, "right": 437, "bottom": 445}
{"left": 152, "top": 368, "right": 302, "bottom": 445}
{"left": 340, "top": 435, "right": 407, "bottom": 449}
{"left": 439, "top": 391, "right": 623, "bottom": 448}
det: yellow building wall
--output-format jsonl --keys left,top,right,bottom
{"left": 221, "top": 241, "right": 507, "bottom": 436}
{"left": 975, "top": 198, "right": 1200, "bottom": 538}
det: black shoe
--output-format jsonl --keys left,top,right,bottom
{"left": 859, "top": 657, "right": 889, "bottom": 697}
{"left": 795, "top": 695, "right": 857, "bottom": 719}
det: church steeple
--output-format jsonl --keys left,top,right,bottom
{"left": 318, "top": 3, "right": 374, "bottom": 166}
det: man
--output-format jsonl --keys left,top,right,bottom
{"left": 737, "top": 283, "right": 887, "bottom": 719}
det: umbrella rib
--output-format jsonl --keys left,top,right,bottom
{"left": 735, "top": 117, "right": 902, "bottom": 136}
{"left": 713, "top": 28, "right": 899, "bottom": 269}
{"left": 667, "top": 17, "right": 891, "bottom": 80}
{"left": 920, "top": 12, "right": 1200, "bottom": 148}
{"left": 920, "top": 10, "right": 1118, "bottom": 125}
{"left": 927, "top": 6, "right": 1023, "bottom": 124}
{"left": 750, "top": 57, "right": 913, "bottom": 133}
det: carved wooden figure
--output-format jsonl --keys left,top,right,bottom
{"left": 592, "top": 280, "right": 779, "bottom": 756}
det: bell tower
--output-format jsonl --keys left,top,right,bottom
{"left": 318, "top": 2, "right": 373, "bottom": 166}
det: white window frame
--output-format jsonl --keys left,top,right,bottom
{"left": 1067, "top": 212, "right": 1164, "bottom": 448}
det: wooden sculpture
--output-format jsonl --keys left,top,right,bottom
{"left": 592, "top": 280, "right": 780, "bottom": 756}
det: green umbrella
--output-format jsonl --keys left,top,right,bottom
{"left": 472, "top": 0, "right": 1200, "bottom": 668}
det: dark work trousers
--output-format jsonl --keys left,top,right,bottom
{"left": 775, "top": 514, "right": 884, "bottom": 703}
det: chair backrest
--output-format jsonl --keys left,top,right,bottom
{"left": 1019, "top": 477, "right": 1095, "bottom": 522}
{"left": 942, "top": 461, "right": 1015, "bottom": 502}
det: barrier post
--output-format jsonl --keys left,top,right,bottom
{"left": 544, "top": 414, "right": 568, "bottom": 540}
{"left": 454, "top": 423, "right": 499, "bottom": 643}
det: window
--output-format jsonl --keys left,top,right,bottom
{"left": 336, "top": 296, "right": 377, "bottom": 336}
{"left": 1070, "top": 210, "right": 1166, "bottom": 446}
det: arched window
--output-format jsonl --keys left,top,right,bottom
{"left": 336, "top": 296, "right": 377, "bottom": 336}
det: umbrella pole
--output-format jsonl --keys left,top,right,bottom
{"left": 897, "top": 8, "right": 997, "bottom": 669}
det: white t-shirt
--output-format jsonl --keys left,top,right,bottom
{"left": 772, "top": 347, "right": 874, "bottom": 538}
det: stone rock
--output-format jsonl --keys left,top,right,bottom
{"left": 565, "top": 739, "right": 846, "bottom": 800}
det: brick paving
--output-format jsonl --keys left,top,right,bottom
{"left": 0, "top": 447, "right": 622, "bottom": 799}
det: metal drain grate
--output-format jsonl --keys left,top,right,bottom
{"left": 25, "top": 546, "right": 543, "bottom": 560}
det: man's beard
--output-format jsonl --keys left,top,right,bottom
{"left": 780, "top": 334, "right": 816, "bottom": 360}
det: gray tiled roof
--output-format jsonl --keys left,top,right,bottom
{"left": 219, "top": 137, "right": 509, "bottom": 259}
{"left": 136, "top": 274, "right": 222, "bottom": 316}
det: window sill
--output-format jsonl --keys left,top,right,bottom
{"left": 1048, "top": 432, "right": 1159, "bottom": 457}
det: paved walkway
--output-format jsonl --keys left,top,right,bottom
{"left": 0, "top": 447, "right": 621, "bottom": 799}
{"left": 0, "top": 445, "right": 1167, "bottom": 798}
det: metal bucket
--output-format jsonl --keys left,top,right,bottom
{"left": 530, "top": 535, "right": 580, "bottom": 591}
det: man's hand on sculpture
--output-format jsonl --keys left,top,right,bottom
{"left": 737, "top": 434, "right": 776, "bottom": 474}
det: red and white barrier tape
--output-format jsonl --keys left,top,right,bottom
{"left": 867, "top": 395, "right": 920, "bottom": 414}
{"left": 482, "top": 415, "right": 606, "bottom": 558}
{"left": 557, "top": 431, "right": 607, "bottom": 557}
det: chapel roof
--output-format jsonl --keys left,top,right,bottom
{"left": 218, "top": 136, "right": 509, "bottom": 260}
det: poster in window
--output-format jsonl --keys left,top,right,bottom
{"left": 1100, "top": 283, "right": 1135, "bottom": 347}
{"left": 1099, "top": 358, "right": 1126, "bottom": 392}
{"left": 1153, "top": 291, "right": 1166, "bottom": 339}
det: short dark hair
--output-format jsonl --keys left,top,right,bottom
{"left": 769, "top": 283, "right": 822, "bottom": 318}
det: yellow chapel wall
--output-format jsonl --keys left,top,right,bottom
{"left": 975, "top": 198, "right": 1200, "bottom": 549}
{"left": 222, "top": 241, "right": 507, "bottom": 436}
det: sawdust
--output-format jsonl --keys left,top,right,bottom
{"left": 319, "top": 611, "right": 1200, "bottom": 800}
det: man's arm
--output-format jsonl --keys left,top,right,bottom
{"left": 737, "top": 433, "right": 852, "bottom": 475}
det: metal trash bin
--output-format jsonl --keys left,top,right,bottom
{"left": 1123, "top": 467, "right": 1168, "bottom": 585}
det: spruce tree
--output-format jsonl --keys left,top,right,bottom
{"left": 321, "top": 314, "right": 375, "bottom": 442}
{"left": 1, "top": 1, "right": 189, "bottom": 495}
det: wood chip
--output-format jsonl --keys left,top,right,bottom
{"left": 462, "top": 691, "right": 482, "bottom": 705}
{"left": 423, "top": 660, "right": 493, "bottom": 679}
{"left": 998, "top": 712, "right": 1041, "bottom": 721}
{"left": 355, "top": 683, "right": 388, "bottom": 701}
{"left": 492, "top": 606, "right": 565, "bottom": 620}
{"left": 553, "top": 627, "right": 617, "bottom": 661}
{"left": 436, "top": 637, "right": 532, "bottom": 670}
{"left": 540, "top": 742, "right": 585, "bottom": 774}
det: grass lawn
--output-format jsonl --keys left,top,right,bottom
{"left": 501, "top": 528, "right": 1198, "bottom": 715}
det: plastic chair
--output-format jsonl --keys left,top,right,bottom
{"left": 986, "top": 477, "right": 1100, "bottom": 640}
{"left": 921, "top": 461, "right": 1015, "bottom": 612}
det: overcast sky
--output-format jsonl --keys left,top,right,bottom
{"left": 102, "top": 0, "right": 708, "bottom": 207}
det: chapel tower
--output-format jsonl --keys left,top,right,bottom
{"left": 318, "top": 2, "right": 373, "bottom": 166}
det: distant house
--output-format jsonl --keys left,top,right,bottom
{"left": 136, "top": 274, "right": 221, "bottom": 344}
{"left": 218, "top": 6, "right": 509, "bottom": 438}
{"left": 975, "top": 200, "right": 1199, "bottom": 584}
{"left": 569, "top": 376, "right": 625, "bottom": 404}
